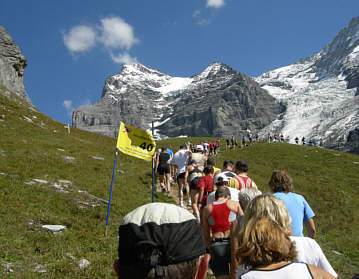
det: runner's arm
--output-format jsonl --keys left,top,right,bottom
{"left": 154, "top": 153, "right": 159, "bottom": 172}
{"left": 184, "top": 166, "right": 189, "bottom": 184}
{"left": 201, "top": 206, "right": 212, "bottom": 248}
{"left": 304, "top": 218, "right": 316, "bottom": 239}
{"left": 198, "top": 185, "right": 204, "bottom": 207}
{"left": 227, "top": 200, "right": 244, "bottom": 217}
{"left": 237, "top": 202, "right": 244, "bottom": 217}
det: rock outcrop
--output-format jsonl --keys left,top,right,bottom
{"left": 73, "top": 63, "right": 282, "bottom": 138}
{"left": 0, "top": 25, "right": 32, "bottom": 104}
{"left": 156, "top": 63, "right": 283, "bottom": 137}
{"left": 312, "top": 17, "right": 359, "bottom": 95}
{"left": 344, "top": 127, "right": 359, "bottom": 154}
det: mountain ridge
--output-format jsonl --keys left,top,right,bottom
{"left": 72, "top": 16, "right": 359, "bottom": 153}
{"left": 73, "top": 62, "right": 281, "bottom": 138}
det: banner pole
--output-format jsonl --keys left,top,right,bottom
{"left": 105, "top": 148, "right": 119, "bottom": 236}
{"left": 152, "top": 121, "right": 155, "bottom": 203}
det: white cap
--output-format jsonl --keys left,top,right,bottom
{"left": 214, "top": 173, "right": 230, "bottom": 184}
{"left": 195, "top": 145, "right": 204, "bottom": 151}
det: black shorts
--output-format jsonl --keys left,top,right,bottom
{"left": 209, "top": 239, "right": 231, "bottom": 277}
{"left": 190, "top": 177, "right": 200, "bottom": 190}
{"left": 177, "top": 172, "right": 186, "bottom": 180}
{"left": 158, "top": 165, "right": 170, "bottom": 175}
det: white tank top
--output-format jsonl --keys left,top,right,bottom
{"left": 240, "top": 262, "right": 313, "bottom": 279}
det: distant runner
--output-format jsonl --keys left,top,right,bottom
{"left": 155, "top": 147, "right": 172, "bottom": 197}
{"left": 168, "top": 144, "right": 191, "bottom": 207}
{"left": 186, "top": 159, "right": 203, "bottom": 219}
{"left": 191, "top": 145, "right": 206, "bottom": 170}
{"left": 197, "top": 166, "right": 214, "bottom": 218}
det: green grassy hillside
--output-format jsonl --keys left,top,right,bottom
{"left": 0, "top": 89, "right": 172, "bottom": 278}
{"left": 0, "top": 88, "right": 358, "bottom": 278}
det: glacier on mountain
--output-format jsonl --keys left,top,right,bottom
{"left": 255, "top": 17, "right": 359, "bottom": 152}
{"left": 255, "top": 60, "right": 356, "bottom": 145}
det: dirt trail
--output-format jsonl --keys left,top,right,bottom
{"left": 157, "top": 180, "right": 193, "bottom": 212}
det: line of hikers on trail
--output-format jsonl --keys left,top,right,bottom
{"left": 113, "top": 141, "right": 345, "bottom": 279}
{"left": 267, "top": 133, "right": 322, "bottom": 146}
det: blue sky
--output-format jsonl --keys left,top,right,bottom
{"left": 1, "top": 0, "right": 359, "bottom": 124}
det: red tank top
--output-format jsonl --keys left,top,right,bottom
{"left": 233, "top": 175, "right": 252, "bottom": 190}
{"left": 209, "top": 200, "right": 237, "bottom": 233}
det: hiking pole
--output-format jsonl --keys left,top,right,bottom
{"left": 152, "top": 121, "right": 155, "bottom": 203}
{"left": 105, "top": 148, "right": 119, "bottom": 236}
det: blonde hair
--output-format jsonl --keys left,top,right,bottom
{"left": 241, "top": 194, "right": 292, "bottom": 235}
{"left": 236, "top": 217, "right": 296, "bottom": 268}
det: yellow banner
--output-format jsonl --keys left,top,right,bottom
{"left": 116, "top": 122, "right": 156, "bottom": 161}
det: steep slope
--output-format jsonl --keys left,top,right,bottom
{"left": 73, "top": 63, "right": 281, "bottom": 138}
{"left": 256, "top": 17, "right": 359, "bottom": 153}
{"left": 0, "top": 25, "right": 32, "bottom": 105}
{"left": 0, "top": 89, "right": 170, "bottom": 277}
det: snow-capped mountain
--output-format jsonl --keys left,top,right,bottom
{"left": 256, "top": 17, "right": 359, "bottom": 152}
{"left": 72, "top": 62, "right": 280, "bottom": 138}
{"left": 73, "top": 17, "right": 359, "bottom": 153}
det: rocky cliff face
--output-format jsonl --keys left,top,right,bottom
{"left": 72, "top": 63, "right": 282, "bottom": 138}
{"left": 256, "top": 17, "right": 359, "bottom": 153}
{"left": 344, "top": 127, "right": 359, "bottom": 154}
{"left": 0, "top": 25, "right": 32, "bottom": 105}
{"left": 157, "top": 63, "right": 283, "bottom": 137}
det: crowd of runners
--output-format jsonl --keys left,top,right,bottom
{"left": 114, "top": 140, "right": 344, "bottom": 279}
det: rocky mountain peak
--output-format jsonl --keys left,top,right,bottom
{"left": 120, "top": 63, "right": 167, "bottom": 78}
{"left": 194, "top": 62, "right": 237, "bottom": 80}
{"left": 0, "top": 25, "right": 32, "bottom": 105}
{"left": 101, "top": 63, "right": 192, "bottom": 100}
{"left": 348, "top": 16, "right": 359, "bottom": 31}
{"left": 313, "top": 16, "right": 359, "bottom": 77}
{"left": 74, "top": 60, "right": 280, "bottom": 138}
